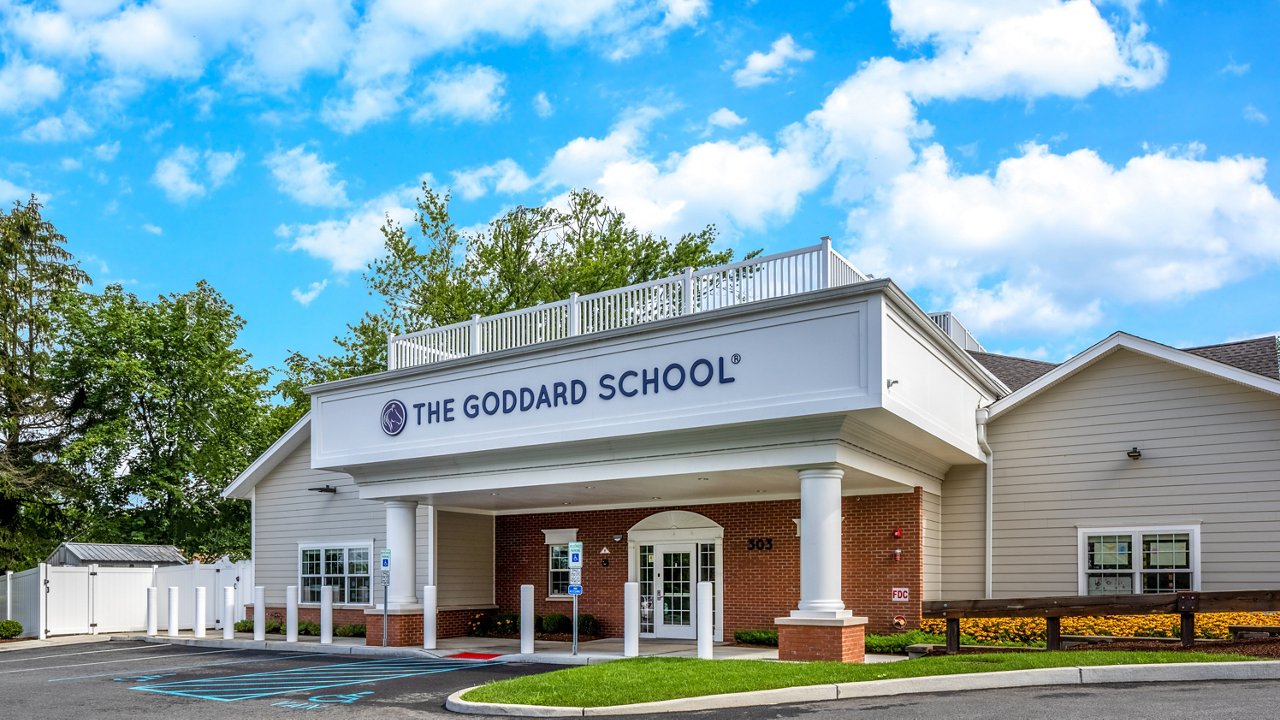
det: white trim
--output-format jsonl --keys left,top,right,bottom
{"left": 223, "top": 413, "right": 311, "bottom": 499}
{"left": 541, "top": 528, "right": 578, "bottom": 545}
{"left": 1076, "top": 525, "right": 1202, "bottom": 596}
{"left": 626, "top": 511, "right": 724, "bottom": 641}
{"left": 990, "top": 333, "right": 1280, "bottom": 421}
{"left": 296, "top": 539, "right": 376, "bottom": 606}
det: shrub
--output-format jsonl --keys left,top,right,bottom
{"left": 577, "top": 614, "right": 600, "bottom": 637}
{"left": 265, "top": 616, "right": 284, "bottom": 634}
{"left": 865, "top": 630, "right": 946, "bottom": 654}
{"left": 465, "top": 612, "right": 492, "bottom": 636}
{"left": 540, "top": 613, "right": 570, "bottom": 634}
{"left": 0, "top": 620, "right": 22, "bottom": 639}
{"left": 233, "top": 619, "right": 254, "bottom": 633}
{"left": 918, "top": 611, "right": 1280, "bottom": 644}
{"left": 297, "top": 621, "right": 321, "bottom": 636}
{"left": 733, "top": 629, "right": 778, "bottom": 646}
{"left": 334, "top": 624, "right": 366, "bottom": 638}
{"left": 490, "top": 611, "right": 519, "bottom": 635}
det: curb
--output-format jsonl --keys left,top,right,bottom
{"left": 444, "top": 661, "right": 1280, "bottom": 716}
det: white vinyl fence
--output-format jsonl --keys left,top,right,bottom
{"left": 2, "top": 559, "right": 253, "bottom": 639}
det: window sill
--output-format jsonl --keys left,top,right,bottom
{"left": 546, "top": 596, "right": 574, "bottom": 602}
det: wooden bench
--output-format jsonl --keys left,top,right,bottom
{"left": 1228, "top": 625, "right": 1280, "bottom": 640}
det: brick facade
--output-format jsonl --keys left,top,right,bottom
{"left": 492, "top": 489, "right": 923, "bottom": 638}
{"left": 777, "top": 621, "right": 866, "bottom": 662}
{"left": 364, "top": 611, "right": 424, "bottom": 647}
{"left": 247, "top": 605, "right": 482, "bottom": 645}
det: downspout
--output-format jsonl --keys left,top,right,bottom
{"left": 975, "top": 407, "right": 994, "bottom": 599}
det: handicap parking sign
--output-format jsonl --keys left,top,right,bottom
{"left": 567, "top": 585, "right": 583, "bottom": 595}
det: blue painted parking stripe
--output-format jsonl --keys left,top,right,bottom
{"left": 49, "top": 653, "right": 330, "bottom": 683}
{"left": 132, "top": 657, "right": 501, "bottom": 702}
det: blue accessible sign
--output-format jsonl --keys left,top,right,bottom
{"left": 567, "top": 585, "right": 583, "bottom": 595}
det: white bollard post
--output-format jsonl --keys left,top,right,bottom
{"left": 624, "top": 582, "right": 640, "bottom": 657}
{"left": 696, "top": 581, "right": 713, "bottom": 660}
{"left": 286, "top": 586, "right": 299, "bottom": 643}
{"left": 5, "top": 570, "right": 11, "bottom": 622}
{"left": 146, "top": 587, "right": 158, "bottom": 636}
{"left": 167, "top": 586, "right": 180, "bottom": 638}
{"left": 520, "top": 584, "right": 534, "bottom": 654}
{"left": 223, "top": 586, "right": 235, "bottom": 640}
{"left": 320, "top": 586, "right": 333, "bottom": 644}
{"left": 423, "top": 585, "right": 437, "bottom": 651}
{"left": 194, "top": 587, "right": 207, "bottom": 638}
{"left": 253, "top": 586, "right": 265, "bottom": 642}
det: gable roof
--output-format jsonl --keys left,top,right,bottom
{"left": 967, "top": 351, "right": 1058, "bottom": 392}
{"left": 987, "top": 332, "right": 1280, "bottom": 420}
{"left": 52, "top": 542, "right": 185, "bottom": 564}
{"left": 221, "top": 413, "right": 311, "bottom": 500}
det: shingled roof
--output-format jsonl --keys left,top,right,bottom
{"left": 970, "top": 335, "right": 1280, "bottom": 395}
{"left": 967, "top": 351, "right": 1058, "bottom": 392}
{"left": 1183, "top": 337, "right": 1280, "bottom": 381}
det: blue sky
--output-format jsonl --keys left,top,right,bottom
{"left": 1, "top": 0, "right": 1277, "bottom": 373}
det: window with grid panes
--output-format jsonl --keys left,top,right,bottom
{"left": 1082, "top": 529, "right": 1194, "bottom": 595}
{"left": 549, "top": 544, "right": 570, "bottom": 597}
{"left": 299, "top": 545, "right": 371, "bottom": 604}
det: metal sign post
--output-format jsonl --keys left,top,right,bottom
{"left": 567, "top": 542, "right": 583, "bottom": 655}
{"left": 380, "top": 548, "right": 391, "bottom": 647}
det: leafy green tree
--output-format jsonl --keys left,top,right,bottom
{"left": 0, "top": 197, "right": 90, "bottom": 570}
{"left": 54, "top": 281, "right": 268, "bottom": 560}
{"left": 276, "top": 186, "right": 752, "bottom": 422}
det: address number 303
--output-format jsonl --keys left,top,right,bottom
{"left": 746, "top": 537, "right": 773, "bottom": 551}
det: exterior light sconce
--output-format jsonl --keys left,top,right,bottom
{"left": 600, "top": 546, "right": 611, "bottom": 567}
{"left": 893, "top": 549, "right": 902, "bottom": 562}
{"left": 612, "top": 534, "right": 623, "bottom": 542}
{"left": 1127, "top": 447, "right": 1142, "bottom": 460}
{"left": 307, "top": 485, "right": 337, "bottom": 494}
{"left": 886, "top": 379, "right": 899, "bottom": 388}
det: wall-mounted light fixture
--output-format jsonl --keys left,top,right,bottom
{"left": 612, "top": 534, "right": 623, "bottom": 542}
{"left": 1127, "top": 447, "right": 1142, "bottom": 460}
{"left": 307, "top": 485, "right": 337, "bottom": 494}
{"left": 886, "top": 379, "right": 900, "bottom": 388}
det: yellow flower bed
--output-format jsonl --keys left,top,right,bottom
{"left": 919, "top": 612, "right": 1280, "bottom": 644}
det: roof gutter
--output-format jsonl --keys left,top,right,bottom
{"left": 975, "top": 405, "right": 994, "bottom": 599}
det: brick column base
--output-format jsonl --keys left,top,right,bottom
{"left": 775, "top": 616, "right": 868, "bottom": 663}
{"left": 364, "top": 608, "right": 425, "bottom": 647}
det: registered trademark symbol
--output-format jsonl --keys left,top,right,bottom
{"left": 731, "top": 353, "right": 741, "bottom": 364}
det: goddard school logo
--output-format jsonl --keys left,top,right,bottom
{"left": 380, "top": 399, "right": 408, "bottom": 436}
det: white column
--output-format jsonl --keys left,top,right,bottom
{"left": 223, "top": 586, "right": 235, "bottom": 640}
{"left": 320, "top": 586, "right": 333, "bottom": 644}
{"left": 519, "top": 585, "right": 534, "bottom": 654}
{"left": 696, "top": 581, "right": 713, "bottom": 659}
{"left": 385, "top": 500, "right": 419, "bottom": 607}
{"left": 793, "top": 467, "right": 850, "bottom": 618}
{"left": 423, "top": 585, "right": 437, "bottom": 650}
{"left": 286, "top": 586, "right": 299, "bottom": 642}
{"left": 4, "top": 570, "right": 11, "bottom": 622}
{"left": 253, "top": 586, "right": 265, "bottom": 641}
{"left": 623, "top": 582, "right": 639, "bottom": 658}
{"left": 194, "top": 587, "right": 206, "bottom": 638}
{"left": 146, "top": 587, "right": 158, "bottom": 636}
{"left": 167, "top": 587, "right": 180, "bottom": 637}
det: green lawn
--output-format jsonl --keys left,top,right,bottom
{"left": 462, "top": 652, "right": 1257, "bottom": 708}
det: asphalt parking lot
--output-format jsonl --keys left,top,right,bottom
{"left": 0, "top": 638, "right": 553, "bottom": 719}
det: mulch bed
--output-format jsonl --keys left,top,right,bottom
{"left": 1076, "top": 638, "right": 1280, "bottom": 658}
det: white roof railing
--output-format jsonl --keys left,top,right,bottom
{"left": 387, "top": 238, "right": 869, "bottom": 371}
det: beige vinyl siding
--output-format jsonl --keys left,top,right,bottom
{"left": 252, "top": 438, "right": 434, "bottom": 606}
{"left": 436, "top": 511, "right": 496, "bottom": 608}
{"left": 988, "top": 349, "right": 1280, "bottom": 597}
{"left": 921, "top": 490, "right": 942, "bottom": 601}
{"left": 940, "top": 464, "right": 985, "bottom": 599}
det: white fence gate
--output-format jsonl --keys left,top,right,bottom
{"left": 2, "top": 559, "right": 253, "bottom": 639}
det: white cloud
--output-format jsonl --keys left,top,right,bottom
{"left": 321, "top": 82, "right": 405, "bottom": 134}
{"left": 141, "top": 223, "right": 163, "bottom": 235}
{"left": 533, "top": 91, "right": 554, "bottom": 118}
{"left": 290, "top": 279, "right": 329, "bottom": 306}
{"left": 414, "top": 65, "right": 506, "bottom": 124}
{"left": 706, "top": 107, "right": 746, "bottom": 130}
{"left": 0, "top": 177, "right": 36, "bottom": 205}
{"left": 847, "top": 143, "right": 1280, "bottom": 334}
{"left": 61, "top": 158, "right": 82, "bottom": 171}
{"left": 94, "top": 141, "right": 121, "bottom": 161}
{"left": 1220, "top": 59, "right": 1250, "bottom": 76}
{"left": 265, "top": 146, "right": 350, "bottom": 207}
{"left": 21, "top": 110, "right": 92, "bottom": 142}
{"left": 1243, "top": 104, "right": 1268, "bottom": 125}
{"left": 152, "top": 145, "right": 242, "bottom": 202}
{"left": 279, "top": 182, "right": 424, "bottom": 272}
{"left": 732, "top": 34, "right": 815, "bottom": 88}
{"left": 0, "top": 58, "right": 64, "bottom": 113}
{"left": 451, "top": 159, "right": 534, "bottom": 201}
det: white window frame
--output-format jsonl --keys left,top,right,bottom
{"left": 543, "top": 528, "right": 577, "bottom": 601}
{"left": 297, "top": 541, "right": 375, "bottom": 606}
{"left": 1077, "top": 525, "right": 1201, "bottom": 596}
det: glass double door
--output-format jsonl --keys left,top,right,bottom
{"left": 653, "top": 543, "right": 696, "bottom": 639}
